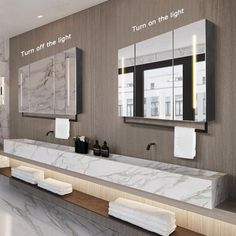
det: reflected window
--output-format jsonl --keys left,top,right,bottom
{"left": 175, "top": 95, "right": 183, "bottom": 116}
{"left": 127, "top": 99, "right": 133, "bottom": 116}
{"left": 118, "top": 100, "right": 122, "bottom": 116}
{"left": 203, "top": 97, "right": 206, "bottom": 115}
{"left": 150, "top": 83, "right": 155, "bottom": 90}
{"left": 165, "top": 97, "right": 171, "bottom": 117}
{"left": 118, "top": 72, "right": 134, "bottom": 117}
{"left": 144, "top": 98, "right": 147, "bottom": 117}
{"left": 151, "top": 97, "right": 159, "bottom": 117}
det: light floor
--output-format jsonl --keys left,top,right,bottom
{"left": 0, "top": 176, "right": 119, "bottom": 236}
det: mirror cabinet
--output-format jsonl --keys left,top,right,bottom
{"left": 18, "top": 47, "right": 82, "bottom": 117}
{"left": 118, "top": 19, "right": 214, "bottom": 122}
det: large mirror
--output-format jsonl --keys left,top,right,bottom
{"left": 118, "top": 19, "right": 214, "bottom": 122}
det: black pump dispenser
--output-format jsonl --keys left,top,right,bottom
{"left": 101, "top": 141, "right": 109, "bottom": 158}
{"left": 93, "top": 140, "right": 101, "bottom": 156}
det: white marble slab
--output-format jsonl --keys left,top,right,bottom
{"left": 4, "top": 139, "right": 228, "bottom": 209}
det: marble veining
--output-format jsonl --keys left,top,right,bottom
{"left": 4, "top": 139, "right": 228, "bottom": 209}
{"left": 0, "top": 175, "right": 120, "bottom": 236}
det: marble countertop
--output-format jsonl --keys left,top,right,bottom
{"left": 3, "top": 139, "right": 229, "bottom": 209}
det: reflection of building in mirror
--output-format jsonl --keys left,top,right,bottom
{"left": 144, "top": 65, "right": 173, "bottom": 119}
{"left": 118, "top": 72, "right": 133, "bottom": 117}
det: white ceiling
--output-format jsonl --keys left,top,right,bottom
{"left": 0, "top": 0, "right": 108, "bottom": 40}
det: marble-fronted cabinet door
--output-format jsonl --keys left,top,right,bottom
{"left": 18, "top": 65, "right": 30, "bottom": 112}
{"left": 29, "top": 56, "right": 55, "bottom": 114}
{"left": 54, "top": 48, "right": 77, "bottom": 115}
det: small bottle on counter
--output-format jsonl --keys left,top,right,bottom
{"left": 101, "top": 141, "right": 109, "bottom": 158}
{"left": 93, "top": 140, "right": 101, "bottom": 156}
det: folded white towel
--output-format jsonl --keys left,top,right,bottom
{"left": 12, "top": 166, "right": 44, "bottom": 179}
{"left": 38, "top": 183, "right": 72, "bottom": 195}
{"left": 38, "top": 182, "right": 72, "bottom": 192}
{"left": 12, "top": 172, "right": 38, "bottom": 185}
{"left": 38, "top": 178, "right": 72, "bottom": 190}
{"left": 109, "top": 209, "right": 176, "bottom": 236}
{"left": 109, "top": 198, "right": 175, "bottom": 222}
{"left": 109, "top": 208, "right": 175, "bottom": 231}
{"left": 12, "top": 170, "right": 44, "bottom": 182}
{"left": 37, "top": 178, "right": 73, "bottom": 196}
{"left": 109, "top": 205, "right": 176, "bottom": 227}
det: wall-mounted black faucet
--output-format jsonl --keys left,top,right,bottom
{"left": 146, "top": 142, "right": 156, "bottom": 151}
{"left": 46, "top": 130, "right": 54, "bottom": 136}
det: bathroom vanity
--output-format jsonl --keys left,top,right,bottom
{"left": 4, "top": 139, "right": 228, "bottom": 209}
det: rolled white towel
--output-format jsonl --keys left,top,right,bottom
{"left": 109, "top": 208, "right": 176, "bottom": 235}
{"left": 109, "top": 198, "right": 175, "bottom": 222}
{"left": 12, "top": 166, "right": 44, "bottom": 179}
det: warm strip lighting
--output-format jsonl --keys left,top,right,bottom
{"left": 20, "top": 73, "right": 23, "bottom": 108}
{"left": 66, "top": 57, "right": 70, "bottom": 107}
{"left": 37, "top": 15, "right": 43, "bottom": 19}
{"left": 121, "top": 57, "right": 125, "bottom": 116}
{"left": 192, "top": 34, "right": 197, "bottom": 109}
{"left": 0, "top": 77, "right": 5, "bottom": 105}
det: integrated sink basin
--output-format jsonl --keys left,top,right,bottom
{"left": 4, "top": 139, "right": 228, "bottom": 209}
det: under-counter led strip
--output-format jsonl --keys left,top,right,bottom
{"left": 192, "top": 34, "right": 197, "bottom": 110}
{"left": 66, "top": 57, "right": 70, "bottom": 107}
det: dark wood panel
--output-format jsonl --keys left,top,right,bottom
{"left": 9, "top": 0, "right": 236, "bottom": 202}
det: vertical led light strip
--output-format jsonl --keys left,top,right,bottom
{"left": 0, "top": 77, "right": 4, "bottom": 105}
{"left": 20, "top": 72, "right": 23, "bottom": 108}
{"left": 121, "top": 56, "right": 125, "bottom": 116}
{"left": 192, "top": 34, "right": 197, "bottom": 110}
{"left": 66, "top": 57, "right": 70, "bottom": 107}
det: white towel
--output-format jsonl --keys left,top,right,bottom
{"left": 109, "top": 198, "right": 175, "bottom": 222}
{"left": 12, "top": 166, "right": 44, "bottom": 179}
{"left": 38, "top": 178, "right": 72, "bottom": 190}
{"left": 38, "top": 178, "right": 73, "bottom": 195}
{"left": 109, "top": 205, "right": 176, "bottom": 227}
{"left": 12, "top": 172, "right": 38, "bottom": 185}
{"left": 109, "top": 209, "right": 176, "bottom": 236}
{"left": 38, "top": 182, "right": 72, "bottom": 193}
{"left": 109, "top": 208, "right": 175, "bottom": 231}
{"left": 38, "top": 184, "right": 72, "bottom": 195}
{"left": 55, "top": 118, "right": 70, "bottom": 139}
{"left": 174, "top": 126, "right": 196, "bottom": 159}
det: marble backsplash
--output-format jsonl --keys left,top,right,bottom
{"left": 0, "top": 40, "right": 9, "bottom": 144}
